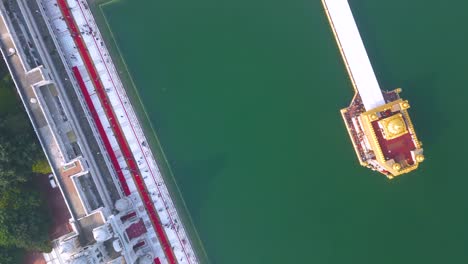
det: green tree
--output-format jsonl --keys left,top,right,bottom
{"left": 0, "top": 61, "right": 52, "bottom": 257}
{"left": 0, "top": 248, "right": 14, "bottom": 264}
{"left": 0, "top": 117, "right": 41, "bottom": 189}
{"left": 0, "top": 246, "right": 24, "bottom": 264}
{"left": 32, "top": 159, "right": 52, "bottom": 175}
{"left": 0, "top": 187, "right": 51, "bottom": 252}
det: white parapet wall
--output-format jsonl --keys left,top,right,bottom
{"left": 322, "top": 0, "right": 386, "bottom": 110}
{"left": 38, "top": 0, "right": 199, "bottom": 262}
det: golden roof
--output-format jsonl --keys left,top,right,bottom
{"left": 357, "top": 99, "right": 423, "bottom": 177}
{"left": 378, "top": 113, "right": 408, "bottom": 140}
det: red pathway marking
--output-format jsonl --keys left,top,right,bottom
{"left": 57, "top": 0, "right": 177, "bottom": 263}
{"left": 73, "top": 2, "right": 190, "bottom": 261}
{"left": 72, "top": 67, "right": 130, "bottom": 196}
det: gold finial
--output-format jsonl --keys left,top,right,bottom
{"left": 416, "top": 154, "right": 425, "bottom": 163}
{"left": 370, "top": 114, "right": 378, "bottom": 121}
{"left": 392, "top": 163, "right": 401, "bottom": 171}
{"left": 395, "top": 88, "right": 402, "bottom": 93}
{"left": 401, "top": 102, "right": 410, "bottom": 109}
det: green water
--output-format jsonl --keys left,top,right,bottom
{"left": 101, "top": 0, "right": 468, "bottom": 263}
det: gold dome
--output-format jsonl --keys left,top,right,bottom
{"left": 416, "top": 154, "right": 425, "bottom": 163}
{"left": 392, "top": 163, "right": 401, "bottom": 171}
{"left": 387, "top": 118, "right": 405, "bottom": 135}
{"left": 378, "top": 113, "right": 408, "bottom": 140}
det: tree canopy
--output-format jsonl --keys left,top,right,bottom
{"left": 0, "top": 61, "right": 52, "bottom": 261}
{"left": 32, "top": 159, "right": 52, "bottom": 175}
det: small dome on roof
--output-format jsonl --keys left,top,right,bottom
{"left": 115, "top": 198, "right": 131, "bottom": 211}
{"left": 112, "top": 239, "right": 122, "bottom": 252}
{"left": 93, "top": 226, "right": 110, "bottom": 242}
{"left": 416, "top": 154, "right": 425, "bottom": 162}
